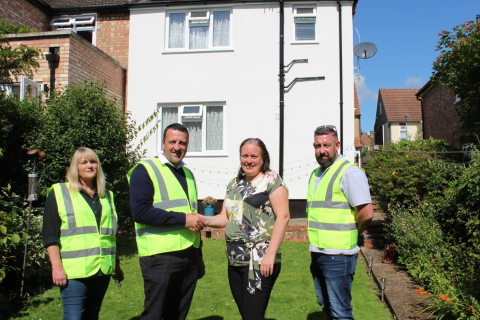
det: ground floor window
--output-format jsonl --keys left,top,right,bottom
{"left": 160, "top": 103, "right": 225, "bottom": 154}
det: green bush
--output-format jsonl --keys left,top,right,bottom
{"left": 0, "top": 185, "right": 50, "bottom": 316}
{"left": 366, "top": 138, "right": 461, "bottom": 211}
{"left": 24, "top": 80, "right": 152, "bottom": 235}
{"left": 368, "top": 139, "right": 480, "bottom": 319}
{"left": 0, "top": 93, "right": 43, "bottom": 193}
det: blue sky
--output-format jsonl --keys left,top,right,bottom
{"left": 353, "top": 0, "right": 480, "bottom": 133}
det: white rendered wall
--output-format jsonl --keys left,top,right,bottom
{"left": 128, "top": 1, "right": 355, "bottom": 200}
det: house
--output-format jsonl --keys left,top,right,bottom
{"left": 127, "top": 0, "right": 358, "bottom": 205}
{"left": 354, "top": 83, "right": 361, "bottom": 165}
{"left": 416, "top": 80, "right": 462, "bottom": 147}
{"left": 3, "top": 0, "right": 360, "bottom": 215}
{"left": 0, "top": 0, "right": 129, "bottom": 108}
{"left": 361, "top": 130, "right": 374, "bottom": 149}
{"left": 374, "top": 88, "right": 422, "bottom": 146}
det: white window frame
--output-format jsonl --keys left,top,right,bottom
{"left": 51, "top": 14, "right": 97, "bottom": 46}
{"left": 291, "top": 6, "right": 318, "bottom": 45}
{"left": 158, "top": 103, "right": 227, "bottom": 156}
{"left": 1, "top": 78, "right": 43, "bottom": 101}
{"left": 164, "top": 8, "right": 233, "bottom": 54}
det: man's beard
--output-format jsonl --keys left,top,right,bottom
{"left": 316, "top": 154, "right": 335, "bottom": 168}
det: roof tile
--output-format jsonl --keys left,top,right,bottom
{"left": 354, "top": 83, "right": 360, "bottom": 115}
{"left": 379, "top": 88, "right": 422, "bottom": 122}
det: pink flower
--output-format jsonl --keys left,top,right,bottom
{"left": 267, "top": 171, "right": 278, "bottom": 184}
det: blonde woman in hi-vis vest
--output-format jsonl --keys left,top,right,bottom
{"left": 43, "top": 147, "right": 123, "bottom": 320}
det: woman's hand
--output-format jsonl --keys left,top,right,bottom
{"left": 52, "top": 265, "right": 67, "bottom": 288}
{"left": 114, "top": 264, "right": 124, "bottom": 282}
{"left": 260, "top": 252, "right": 276, "bottom": 277}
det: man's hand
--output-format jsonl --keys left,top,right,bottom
{"left": 185, "top": 212, "right": 206, "bottom": 231}
{"left": 52, "top": 264, "right": 67, "bottom": 288}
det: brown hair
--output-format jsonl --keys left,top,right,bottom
{"left": 236, "top": 138, "right": 271, "bottom": 180}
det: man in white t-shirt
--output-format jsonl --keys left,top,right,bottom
{"left": 307, "top": 125, "right": 373, "bottom": 320}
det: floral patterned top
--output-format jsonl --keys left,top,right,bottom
{"left": 224, "top": 171, "right": 288, "bottom": 294}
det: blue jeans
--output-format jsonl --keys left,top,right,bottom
{"left": 310, "top": 253, "right": 357, "bottom": 320}
{"left": 60, "top": 275, "right": 111, "bottom": 320}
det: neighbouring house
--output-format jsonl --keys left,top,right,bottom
{"left": 361, "top": 130, "right": 374, "bottom": 149}
{"left": 374, "top": 88, "right": 422, "bottom": 147}
{"left": 0, "top": 0, "right": 129, "bottom": 109}
{"left": 354, "top": 83, "right": 362, "bottom": 165}
{"left": 3, "top": 0, "right": 360, "bottom": 218}
{"left": 416, "top": 80, "right": 462, "bottom": 147}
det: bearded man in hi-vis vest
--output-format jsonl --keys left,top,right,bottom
{"left": 307, "top": 125, "right": 373, "bottom": 320}
{"left": 128, "top": 123, "right": 206, "bottom": 320}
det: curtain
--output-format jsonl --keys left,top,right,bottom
{"left": 295, "top": 23, "right": 315, "bottom": 41}
{"left": 162, "top": 107, "right": 178, "bottom": 140}
{"left": 189, "top": 26, "right": 209, "bottom": 49}
{"left": 169, "top": 13, "right": 185, "bottom": 48}
{"left": 206, "top": 106, "right": 223, "bottom": 150}
{"left": 213, "top": 11, "right": 230, "bottom": 47}
{"left": 185, "top": 122, "right": 202, "bottom": 152}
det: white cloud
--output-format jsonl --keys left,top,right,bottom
{"left": 354, "top": 74, "right": 377, "bottom": 103}
{"left": 404, "top": 76, "right": 423, "bottom": 87}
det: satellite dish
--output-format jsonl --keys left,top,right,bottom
{"left": 354, "top": 42, "right": 377, "bottom": 59}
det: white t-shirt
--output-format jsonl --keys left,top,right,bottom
{"left": 309, "top": 156, "right": 371, "bottom": 255}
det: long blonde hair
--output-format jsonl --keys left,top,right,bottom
{"left": 65, "top": 147, "right": 106, "bottom": 197}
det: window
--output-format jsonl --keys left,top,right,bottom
{"left": 160, "top": 104, "right": 225, "bottom": 154}
{"left": 400, "top": 123, "right": 407, "bottom": 141}
{"left": 379, "top": 102, "right": 382, "bottom": 115}
{"left": 51, "top": 15, "right": 96, "bottom": 45}
{"left": 167, "top": 9, "right": 231, "bottom": 51}
{"left": 294, "top": 7, "right": 316, "bottom": 41}
{"left": 0, "top": 77, "right": 43, "bottom": 101}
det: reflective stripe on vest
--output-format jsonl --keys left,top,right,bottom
{"left": 306, "top": 159, "right": 357, "bottom": 249}
{"left": 58, "top": 183, "right": 118, "bottom": 238}
{"left": 127, "top": 158, "right": 200, "bottom": 256}
{"left": 51, "top": 183, "right": 117, "bottom": 278}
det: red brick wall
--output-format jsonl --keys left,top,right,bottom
{"left": 68, "top": 33, "right": 126, "bottom": 110}
{"left": 422, "top": 85, "right": 461, "bottom": 147}
{"left": 96, "top": 12, "right": 130, "bottom": 68}
{"left": 200, "top": 224, "right": 309, "bottom": 242}
{"left": 6, "top": 31, "right": 126, "bottom": 110}
{"left": 0, "top": 0, "right": 49, "bottom": 32}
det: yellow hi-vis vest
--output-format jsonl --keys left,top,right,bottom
{"left": 49, "top": 183, "right": 117, "bottom": 279}
{"left": 127, "top": 158, "right": 200, "bottom": 257}
{"left": 306, "top": 158, "right": 357, "bottom": 250}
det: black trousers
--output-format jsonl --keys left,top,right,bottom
{"left": 228, "top": 263, "right": 281, "bottom": 320}
{"left": 139, "top": 246, "right": 199, "bottom": 320}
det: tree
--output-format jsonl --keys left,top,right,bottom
{"left": 0, "top": 19, "right": 42, "bottom": 84}
{"left": 432, "top": 20, "right": 480, "bottom": 142}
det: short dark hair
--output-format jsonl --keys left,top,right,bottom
{"left": 163, "top": 123, "right": 189, "bottom": 142}
{"left": 314, "top": 127, "right": 338, "bottom": 140}
{"left": 237, "top": 138, "right": 271, "bottom": 180}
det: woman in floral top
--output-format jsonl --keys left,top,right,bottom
{"left": 204, "top": 138, "right": 290, "bottom": 319}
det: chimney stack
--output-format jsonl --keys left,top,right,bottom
{"left": 477, "top": 14, "right": 480, "bottom": 23}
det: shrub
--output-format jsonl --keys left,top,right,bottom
{"left": 0, "top": 93, "right": 43, "bottom": 193}
{"left": 369, "top": 139, "right": 480, "bottom": 319}
{"left": 366, "top": 138, "right": 461, "bottom": 211}
{"left": 24, "top": 80, "right": 153, "bottom": 235}
{"left": 0, "top": 185, "right": 50, "bottom": 316}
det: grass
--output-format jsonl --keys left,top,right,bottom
{"left": 10, "top": 240, "right": 392, "bottom": 320}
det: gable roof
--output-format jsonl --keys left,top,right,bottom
{"left": 354, "top": 83, "right": 360, "bottom": 116}
{"left": 379, "top": 88, "right": 422, "bottom": 122}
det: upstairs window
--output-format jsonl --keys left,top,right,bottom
{"left": 51, "top": 14, "right": 96, "bottom": 45}
{"left": 167, "top": 9, "right": 231, "bottom": 51}
{"left": 294, "top": 7, "right": 316, "bottom": 41}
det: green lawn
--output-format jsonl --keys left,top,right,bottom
{"left": 11, "top": 240, "right": 392, "bottom": 320}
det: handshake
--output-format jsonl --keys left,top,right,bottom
{"left": 185, "top": 212, "right": 209, "bottom": 231}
